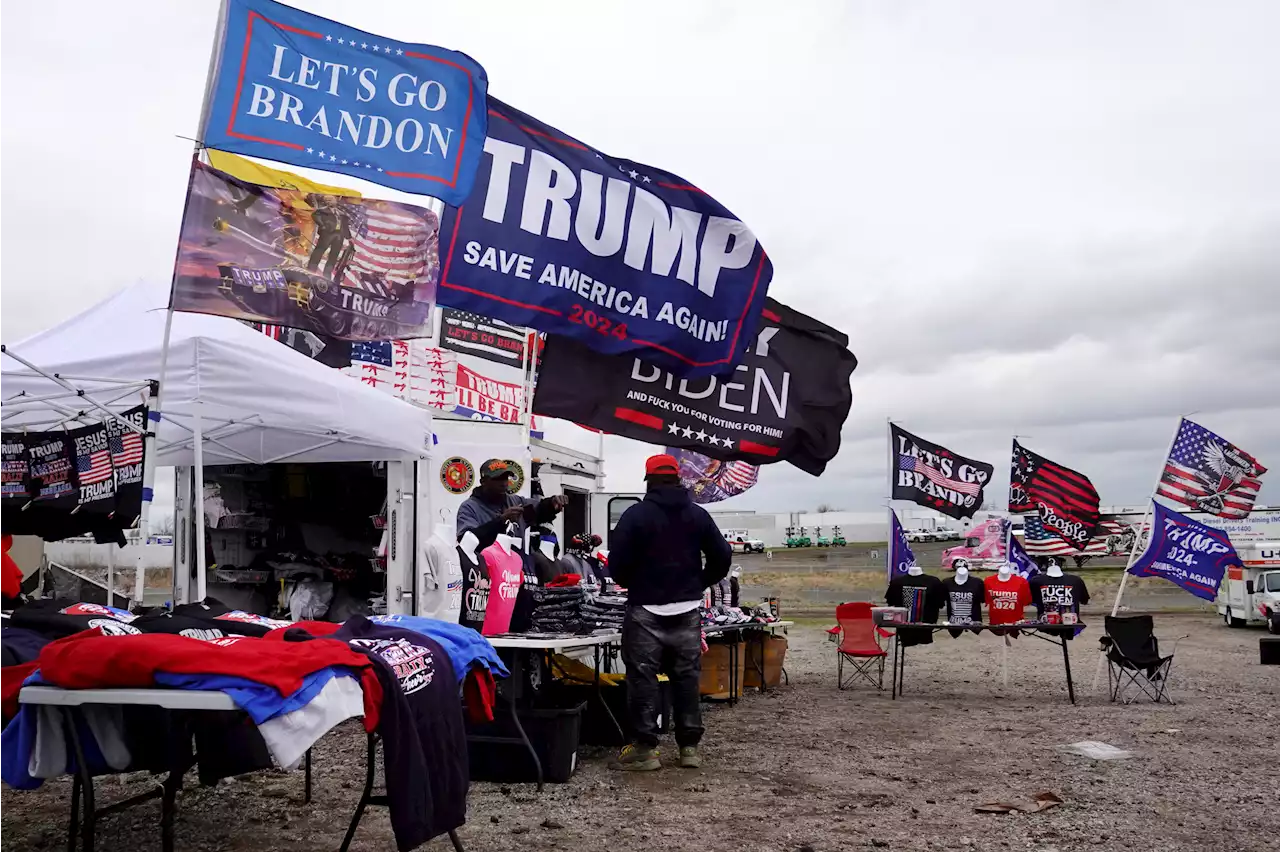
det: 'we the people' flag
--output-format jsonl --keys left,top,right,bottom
{"left": 1009, "top": 441, "right": 1101, "bottom": 551}
{"left": 1128, "top": 502, "right": 1239, "bottom": 601}
{"left": 1156, "top": 418, "right": 1267, "bottom": 519}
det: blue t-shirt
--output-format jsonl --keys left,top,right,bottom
{"left": 153, "top": 667, "right": 357, "bottom": 724}
{"left": 369, "top": 615, "right": 508, "bottom": 682}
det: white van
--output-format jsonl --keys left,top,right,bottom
{"left": 1217, "top": 542, "right": 1280, "bottom": 631}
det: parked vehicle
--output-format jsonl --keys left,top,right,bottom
{"left": 907, "top": 529, "right": 935, "bottom": 543}
{"left": 815, "top": 526, "right": 831, "bottom": 548}
{"left": 932, "top": 527, "right": 961, "bottom": 542}
{"left": 1217, "top": 543, "right": 1280, "bottom": 631}
{"left": 831, "top": 526, "right": 847, "bottom": 547}
{"left": 940, "top": 518, "right": 1007, "bottom": 572}
{"left": 723, "top": 528, "right": 766, "bottom": 554}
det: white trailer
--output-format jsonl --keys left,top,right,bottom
{"left": 1216, "top": 542, "right": 1280, "bottom": 631}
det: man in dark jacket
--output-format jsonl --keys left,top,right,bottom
{"left": 456, "top": 459, "right": 565, "bottom": 549}
{"left": 609, "top": 454, "right": 732, "bottom": 771}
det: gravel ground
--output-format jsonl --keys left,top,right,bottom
{"left": 3, "top": 614, "right": 1277, "bottom": 852}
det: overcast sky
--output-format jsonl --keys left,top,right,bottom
{"left": 3, "top": 0, "right": 1277, "bottom": 514}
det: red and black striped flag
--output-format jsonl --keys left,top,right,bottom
{"left": 1009, "top": 440, "right": 1100, "bottom": 550}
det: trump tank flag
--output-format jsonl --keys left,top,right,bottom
{"left": 171, "top": 161, "right": 438, "bottom": 341}
{"left": 669, "top": 447, "right": 759, "bottom": 505}
{"left": 201, "top": 0, "right": 487, "bottom": 205}
{"left": 888, "top": 510, "right": 916, "bottom": 583}
{"left": 890, "top": 426, "right": 993, "bottom": 521}
{"left": 438, "top": 98, "right": 774, "bottom": 377}
{"left": 1009, "top": 441, "right": 1101, "bottom": 551}
{"left": 1128, "top": 502, "right": 1238, "bottom": 601}
{"left": 1156, "top": 418, "right": 1267, "bottom": 519}
{"left": 533, "top": 299, "right": 856, "bottom": 476}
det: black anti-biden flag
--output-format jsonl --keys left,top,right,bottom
{"left": 533, "top": 300, "right": 855, "bottom": 476}
{"left": 890, "top": 425, "right": 993, "bottom": 520}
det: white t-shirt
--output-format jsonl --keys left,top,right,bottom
{"left": 421, "top": 529, "right": 463, "bottom": 623}
{"left": 643, "top": 600, "right": 701, "bottom": 616}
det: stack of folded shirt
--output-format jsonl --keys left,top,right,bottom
{"left": 528, "top": 585, "right": 585, "bottom": 634}
{"left": 581, "top": 592, "right": 627, "bottom": 633}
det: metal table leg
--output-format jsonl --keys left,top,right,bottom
{"left": 507, "top": 652, "right": 543, "bottom": 791}
{"left": 339, "top": 734, "right": 378, "bottom": 852}
{"left": 63, "top": 708, "right": 96, "bottom": 852}
{"left": 1060, "top": 636, "right": 1076, "bottom": 705}
{"left": 890, "top": 633, "right": 900, "bottom": 700}
{"left": 594, "top": 642, "right": 625, "bottom": 742}
{"left": 304, "top": 749, "right": 312, "bottom": 805}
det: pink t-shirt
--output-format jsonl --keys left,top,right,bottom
{"left": 480, "top": 542, "right": 524, "bottom": 636}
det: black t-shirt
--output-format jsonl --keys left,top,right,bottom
{"left": 132, "top": 611, "right": 232, "bottom": 641}
{"left": 334, "top": 616, "right": 467, "bottom": 851}
{"left": 459, "top": 546, "right": 488, "bottom": 630}
{"left": 1029, "top": 572, "right": 1090, "bottom": 615}
{"left": 9, "top": 599, "right": 141, "bottom": 638}
{"left": 885, "top": 573, "right": 946, "bottom": 646}
{"left": 942, "top": 576, "right": 984, "bottom": 625}
{"left": 169, "top": 598, "right": 292, "bottom": 638}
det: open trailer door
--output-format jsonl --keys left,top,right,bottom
{"left": 383, "top": 459, "right": 425, "bottom": 617}
{"left": 591, "top": 492, "right": 643, "bottom": 550}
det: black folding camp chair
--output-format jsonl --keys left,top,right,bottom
{"left": 1100, "top": 615, "right": 1185, "bottom": 705}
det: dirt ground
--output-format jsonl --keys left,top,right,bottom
{"left": 3, "top": 615, "right": 1277, "bottom": 852}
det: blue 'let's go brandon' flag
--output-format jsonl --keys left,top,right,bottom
{"left": 202, "top": 0, "right": 488, "bottom": 205}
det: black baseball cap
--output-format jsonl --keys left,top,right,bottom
{"left": 479, "top": 459, "right": 516, "bottom": 481}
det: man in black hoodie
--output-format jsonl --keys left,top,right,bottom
{"left": 608, "top": 454, "right": 732, "bottom": 771}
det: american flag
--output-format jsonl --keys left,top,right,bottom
{"left": 897, "top": 454, "right": 980, "bottom": 496}
{"left": 1022, "top": 515, "right": 1128, "bottom": 557}
{"left": 76, "top": 450, "right": 113, "bottom": 486}
{"left": 1156, "top": 419, "right": 1266, "bottom": 519}
{"left": 351, "top": 341, "right": 393, "bottom": 367}
{"left": 1009, "top": 441, "right": 1100, "bottom": 549}
{"left": 109, "top": 432, "right": 144, "bottom": 466}
{"left": 338, "top": 204, "right": 437, "bottom": 297}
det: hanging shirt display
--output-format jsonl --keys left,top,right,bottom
{"left": 941, "top": 576, "right": 984, "bottom": 634}
{"left": 1028, "top": 573, "right": 1091, "bottom": 616}
{"left": 421, "top": 527, "right": 463, "bottom": 624}
{"left": 480, "top": 540, "right": 523, "bottom": 636}
{"left": 458, "top": 546, "right": 489, "bottom": 631}
{"left": 885, "top": 573, "right": 946, "bottom": 646}
{"left": 983, "top": 574, "right": 1032, "bottom": 626}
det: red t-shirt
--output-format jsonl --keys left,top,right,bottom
{"left": 983, "top": 574, "right": 1032, "bottom": 625}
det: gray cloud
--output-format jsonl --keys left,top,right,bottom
{"left": 3, "top": 0, "right": 1276, "bottom": 516}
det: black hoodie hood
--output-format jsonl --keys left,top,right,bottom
{"left": 645, "top": 484, "right": 693, "bottom": 510}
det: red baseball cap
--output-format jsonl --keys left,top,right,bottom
{"left": 644, "top": 454, "right": 680, "bottom": 477}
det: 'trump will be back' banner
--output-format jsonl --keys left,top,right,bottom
{"left": 439, "top": 98, "right": 774, "bottom": 377}
{"left": 202, "top": 0, "right": 488, "bottom": 205}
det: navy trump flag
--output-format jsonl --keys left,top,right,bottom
{"left": 439, "top": 98, "right": 774, "bottom": 377}
{"left": 202, "top": 0, "right": 488, "bottom": 205}
{"left": 1128, "top": 502, "right": 1237, "bottom": 602}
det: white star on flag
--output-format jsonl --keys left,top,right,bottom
{"left": 695, "top": 429, "right": 708, "bottom": 442}
{"left": 396, "top": 48, "right": 403, "bottom": 55}
{"left": 628, "top": 169, "right": 639, "bottom": 179}
{"left": 372, "top": 45, "right": 379, "bottom": 52}
{"left": 337, "top": 38, "right": 345, "bottom": 45}
{"left": 361, "top": 42, "right": 368, "bottom": 49}
{"left": 306, "top": 147, "right": 313, "bottom": 154}
{"left": 353, "top": 161, "right": 360, "bottom": 167}
{"left": 317, "top": 150, "right": 326, "bottom": 158}
{"left": 330, "top": 155, "right": 337, "bottom": 162}
{"left": 667, "top": 423, "right": 679, "bottom": 435}
{"left": 325, "top": 35, "right": 332, "bottom": 42}
{"left": 385, "top": 46, "right": 394, "bottom": 53}
{"left": 681, "top": 427, "right": 694, "bottom": 439}
{"left": 377, "top": 167, "right": 383, "bottom": 172}
{"left": 642, "top": 176, "right": 652, "bottom": 183}
{"left": 341, "top": 159, "right": 348, "bottom": 165}
{"left": 708, "top": 436, "right": 721, "bottom": 447}
{"left": 722, "top": 437, "right": 734, "bottom": 449}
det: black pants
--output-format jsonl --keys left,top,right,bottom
{"left": 622, "top": 606, "right": 703, "bottom": 749}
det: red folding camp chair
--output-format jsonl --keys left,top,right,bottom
{"left": 833, "top": 602, "right": 891, "bottom": 691}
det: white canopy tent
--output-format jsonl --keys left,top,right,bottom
{"left": 2, "top": 280, "right": 432, "bottom": 466}
{"left": 3, "top": 281, "right": 433, "bottom": 603}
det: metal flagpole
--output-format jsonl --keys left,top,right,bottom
{"left": 886, "top": 418, "right": 895, "bottom": 584}
{"left": 1090, "top": 416, "right": 1184, "bottom": 691}
{"left": 192, "top": 405, "right": 208, "bottom": 603}
{"left": 158, "top": 0, "right": 228, "bottom": 607}
{"left": 1004, "top": 437, "right": 1017, "bottom": 565}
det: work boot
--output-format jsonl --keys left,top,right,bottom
{"left": 678, "top": 746, "right": 702, "bottom": 769}
{"left": 614, "top": 743, "right": 660, "bottom": 772}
